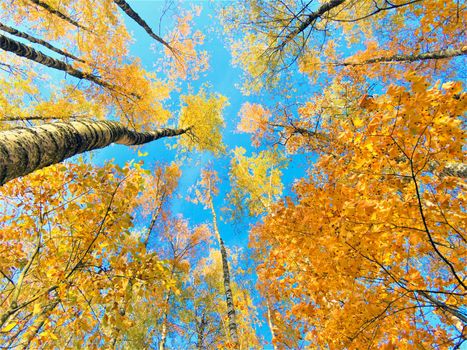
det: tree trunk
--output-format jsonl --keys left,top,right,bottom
{"left": 195, "top": 311, "right": 207, "bottom": 350}
{"left": 29, "top": 0, "right": 91, "bottom": 32}
{"left": 208, "top": 198, "right": 240, "bottom": 349}
{"left": 0, "top": 22, "right": 85, "bottom": 63}
{"left": 158, "top": 290, "right": 172, "bottom": 350}
{"left": 0, "top": 119, "right": 188, "bottom": 185}
{"left": 338, "top": 47, "right": 467, "bottom": 66}
{"left": 1, "top": 115, "right": 88, "bottom": 122}
{"left": 21, "top": 299, "right": 60, "bottom": 349}
{"left": 113, "top": 0, "right": 173, "bottom": 52}
{"left": 278, "top": 0, "right": 345, "bottom": 49}
{"left": 266, "top": 297, "right": 277, "bottom": 350}
{"left": 0, "top": 34, "right": 118, "bottom": 93}
{"left": 143, "top": 192, "right": 165, "bottom": 247}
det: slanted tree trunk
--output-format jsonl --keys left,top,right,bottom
{"left": 337, "top": 47, "right": 467, "bottom": 66}
{"left": 277, "top": 0, "right": 420, "bottom": 50}
{"left": 29, "top": 0, "right": 91, "bottom": 32}
{"left": 1, "top": 115, "right": 88, "bottom": 122}
{"left": 0, "top": 34, "right": 118, "bottom": 93}
{"left": 113, "top": 0, "right": 173, "bottom": 52}
{"left": 208, "top": 197, "right": 240, "bottom": 349}
{"left": 0, "top": 22, "right": 85, "bottom": 63}
{"left": 0, "top": 120, "right": 189, "bottom": 185}
{"left": 22, "top": 299, "right": 60, "bottom": 349}
{"left": 277, "top": 0, "right": 345, "bottom": 49}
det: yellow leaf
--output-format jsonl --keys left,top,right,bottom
{"left": 1, "top": 322, "right": 17, "bottom": 333}
{"left": 353, "top": 118, "right": 364, "bottom": 128}
{"left": 33, "top": 303, "right": 41, "bottom": 315}
{"left": 137, "top": 150, "right": 148, "bottom": 157}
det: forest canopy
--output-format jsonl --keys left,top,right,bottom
{"left": 0, "top": 0, "right": 465, "bottom": 349}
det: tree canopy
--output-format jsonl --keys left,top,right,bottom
{"left": 0, "top": 0, "right": 465, "bottom": 349}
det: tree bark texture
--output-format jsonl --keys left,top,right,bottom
{"left": 0, "top": 120, "right": 188, "bottom": 185}
{"left": 0, "top": 34, "right": 116, "bottom": 92}
{"left": 1, "top": 115, "right": 88, "bottom": 122}
{"left": 113, "top": 0, "right": 172, "bottom": 51}
{"left": 266, "top": 297, "right": 277, "bottom": 350}
{"left": 339, "top": 47, "right": 467, "bottom": 66}
{"left": 158, "top": 290, "right": 172, "bottom": 350}
{"left": 0, "top": 22, "right": 85, "bottom": 63}
{"left": 29, "top": 0, "right": 90, "bottom": 32}
{"left": 209, "top": 198, "right": 240, "bottom": 349}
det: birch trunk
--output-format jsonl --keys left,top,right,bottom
{"left": 278, "top": 0, "right": 345, "bottom": 49}
{"left": 0, "top": 34, "right": 115, "bottom": 92}
{"left": 0, "top": 22, "right": 85, "bottom": 63}
{"left": 0, "top": 120, "right": 188, "bottom": 185}
{"left": 208, "top": 198, "right": 240, "bottom": 349}
{"left": 337, "top": 47, "right": 467, "bottom": 66}
{"left": 158, "top": 291, "right": 172, "bottom": 350}
{"left": 1, "top": 115, "right": 88, "bottom": 122}
{"left": 29, "top": 0, "right": 90, "bottom": 32}
{"left": 195, "top": 312, "right": 207, "bottom": 350}
{"left": 113, "top": 0, "right": 172, "bottom": 52}
{"left": 266, "top": 297, "right": 277, "bottom": 350}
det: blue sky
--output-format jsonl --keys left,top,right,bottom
{"left": 88, "top": 0, "right": 283, "bottom": 344}
{"left": 92, "top": 0, "right": 255, "bottom": 240}
{"left": 0, "top": 0, "right": 315, "bottom": 343}
{"left": 2, "top": 0, "right": 465, "bottom": 347}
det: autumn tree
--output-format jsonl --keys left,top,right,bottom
{"left": 190, "top": 248, "right": 261, "bottom": 349}
{"left": 1, "top": 0, "right": 466, "bottom": 348}
{"left": 221, "top": 0, "right": 466, "bottom": 91}
{"left": 0, "top": 0, "right": 229, "bottom": 347}
{"left": 194, "top": 169, "right": 241, "bottom": 349}
{"left": 222, "top": 0, "right": 466, "bottom": 348}
{"left": 0, "top": 161, "right": 161, "bottom": 347}
{"left": 0, "top": 0, "right": 227, "bottom": 185}
{"left": 111, "top": 164, "right": 260, "bottom": 349}
{"left": 227, "top": 147, "right": 289, "bottom": 348}
{"left": 114, "top": 214, "right": 210, "bottom": 349}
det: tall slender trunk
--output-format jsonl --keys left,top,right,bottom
{"left": 143, "top": 194, "right": 165, "bottom": 247}
{"left": 158, "top": 290, "right": 172, "bottom": 350}
{"left": 1, "top": 115, "right": 88, "bottom": 122}
{"left": 0, "top": 22, "right": 85, "bottom": 63}
{"left": 337, "top": 47, "right": 467, "bottom": 66}
{"left": 266, "top": 297, "right": 277, "bottom": 350}
{"left": 29, "top": 0, "right": 91, "bottom": 32}
{"left": 0, "top": 34, "right": 118, "bottom": 93}
{"left": 195, "top": 311, "right": 207, "bottom": 350}
{"left": 113, "top": 0, "right": 173, "bottom": 52}
{"left": 0, "top": 119, "right": 189, "bottom": 186}
{"left": 208, "top": 197, "right": 240, "bottom": 349}
{"left": 159, "top": 262, "right": 177, "bottom": 350}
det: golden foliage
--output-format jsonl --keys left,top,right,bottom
{"left": 177, "top": 90, "right": 228, "bottom": 155}
{"left": 251, "top": 78, "right": 466, "bottom": 348}
{"left": 228, "top": 147, "right": 287, "bottom": 218}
